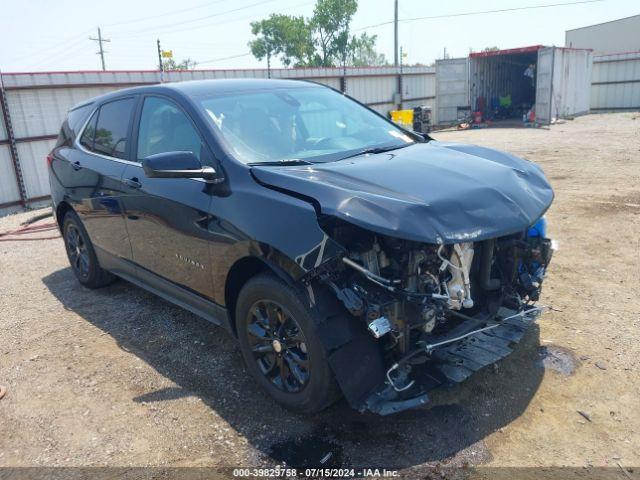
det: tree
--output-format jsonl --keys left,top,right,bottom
{"left": 162, "top": 58, "right": 197, "bottom": 71}
{"left": 249, "top": 14, "right": 315, "bottom": 67}
{"left": 347, "top": 33, "right": 388, "bottom": 67}
{"left": 249, "top": 0, "right": 385, "bottom": 68}
{"left": 311, "top": 0, "right": 357, "bottom": 66}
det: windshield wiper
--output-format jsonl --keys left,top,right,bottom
{"left": 248, "top": 158, "right": 313, "bottom": 166}
{"left": 338, "top": 143, "right": 412, "bottom": 161}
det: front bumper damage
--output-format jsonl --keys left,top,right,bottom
{"left": 253, "top": 140, "right": 555, "bottom": 415}
{"left": 362, "top": 306, "right": 544, "bottom": 415}
{"left": 304, "top": 231, "right": 552, "bottom": 416}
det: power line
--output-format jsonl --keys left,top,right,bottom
{"left": 354, "top": 0, "right": 607, "bottom": 31}
{"left": 24, "top": 37, "right": 90, "bottom": 68}
{"left": 3, "top": 30, "right": 92, "bottom": 65}
{"left": 114, "top": 0, "right": 278, "bottom": 36}
{"left": 104, "top": 0, "right": 230, "bottom": 28}
{"left": 111, "top": 0, "right": 314, "bottom": 41}
{"left": 196, "top": 52, "right": 253, "bottom": 65}
{"left": 26, "top": 39, "right": 92, "bottom": 70}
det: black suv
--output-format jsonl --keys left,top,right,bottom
{"left": 49, "top": 79, "right": 554, "bottom": 415}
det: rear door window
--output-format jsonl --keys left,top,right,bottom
{"left": 80, "top": 97, "right": 136, "bottom": 159}
{"left": 93, "top": 98, "right": 136, "bottom": 159}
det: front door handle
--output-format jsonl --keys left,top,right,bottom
{"left": 72, "top": 161, "right": 82, "bottom": 171}
{"left": 124, "top": 177, "right": 142, "bottom": 189}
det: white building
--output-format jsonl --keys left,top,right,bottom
{"left": 565, "top": 14, "right": 640, "bottom": 55}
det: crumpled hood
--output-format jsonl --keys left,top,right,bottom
{"left": 251, "top": 141, "right": 554, "bottom": 244}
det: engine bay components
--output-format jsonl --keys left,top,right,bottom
{"left": 440, "top": 242, "right": 475, "bottom": 310}
{"left": 368, "top": 316, "right": 392, "bottom": 338}
{"left": 306, "top": 215, "right": 553, "bottom": 414}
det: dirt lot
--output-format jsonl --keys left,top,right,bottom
{"left": 1, "top": 112, "right": 639, "bottom": 476}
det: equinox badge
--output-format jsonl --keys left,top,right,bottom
{"left": 175, "top": 253, "right": 205, "bottom": 270}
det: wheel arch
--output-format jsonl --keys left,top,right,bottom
{"left": 224, "top": 255, "right": 302, "bottom": 337}
{"left": 55, "top": 200, "right": 75, "bottom": 231}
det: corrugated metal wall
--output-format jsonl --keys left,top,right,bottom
{"left": 0, "top": 145, "right": 21, "bottom": 208}
{"left": 0, "top": 66, "right": 436, "bottom": 215}
{"left": 591, "top": 51, "right": 640, "bottom": 110}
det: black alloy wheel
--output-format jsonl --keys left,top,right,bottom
{"left": 65, "top": 223, "right": 90, "bottom": 280}
{"left": 247, "top": 300, "right": 310, "bottom": 393}
{"left": 62, "top": 210, "right": 115, "bottom": 288}
{"left": 236, "top": 273, "right": 340, "bottom": 413}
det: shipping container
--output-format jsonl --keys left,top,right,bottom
{"left": 436, "top": 46, "right": 593, "bottom": 125}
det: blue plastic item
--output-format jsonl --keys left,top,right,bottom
{"left": 527, "top": 217, "right": 547, "bottom": 238}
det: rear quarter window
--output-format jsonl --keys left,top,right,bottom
{"left": 55, "top": 103, "right": 93, "bottom": 148}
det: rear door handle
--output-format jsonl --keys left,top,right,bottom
{"left": 124, "top": 177, "right": 142, "bottom": 189}
{"left": 72, "top": 161, "right": 82, "bottom": 171}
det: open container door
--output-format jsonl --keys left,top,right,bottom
{"left": 551, "top": 48, "right": 593, "bottom": 118}
{"left": 535, "top": 47, "right": 555, "bottom": 124}
{"left": 435, "top": 57, "right": 469, "bottom": 125}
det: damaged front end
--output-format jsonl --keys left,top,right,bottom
{"left": 302, "top": 216, "right": 554, "bottom": 415}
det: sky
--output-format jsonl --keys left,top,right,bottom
{"left": 0, "top": 0, "right": 638, "bottom": 72}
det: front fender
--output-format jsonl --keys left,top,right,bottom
{"left": 207, "top": 176, "right": 344, "bottom": 305}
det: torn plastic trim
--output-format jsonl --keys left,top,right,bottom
{"left": 423, "top": 305, "right": 547, "bottom": 353}
{"left": 359, "top": 305, "right": 546, "bottom": 415}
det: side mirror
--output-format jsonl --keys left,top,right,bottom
{"left": 141, "top": 151, "right": 223, "bottom": 182}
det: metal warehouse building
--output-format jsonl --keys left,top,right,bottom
{"left": 565, "top": 14, "right": 640, "bottom": 112}
{"left": 565, "top": 14, "right": 640, "bottom": 55}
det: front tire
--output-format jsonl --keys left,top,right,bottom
{"left": 236, "top": 274, "right": 340, "bottom": 413}
{"left": 62, "top": 211, "right": 115, "bottom": 289}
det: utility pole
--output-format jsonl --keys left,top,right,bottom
{"left": 399, "top": 46, "right": 404, "bottom": 110}
{"left": 157, "top": 39, "right": 164, "bottom": 82}
{"left": 266, "top": 50, "right": 271, "bottom": 79}
{"left": 393, "top": 0, "right": 399, "bottom": 67}
{"left": 89, "top": 27, "right": 110, "bottom": 71}
{"left": 341, "top": 26, "right": 349, "bottom": 93}
{"left": 157, "top": 39, "right": 164, "bottom": 71}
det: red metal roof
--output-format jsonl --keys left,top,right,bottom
{"left": 470, "top": 45, "right": 544, "bottom": 58}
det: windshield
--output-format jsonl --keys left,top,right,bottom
{"left": 197, "top": 85, "right": 415, "bottom": 164}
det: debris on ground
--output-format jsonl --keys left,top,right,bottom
{"left": 617, "top": 462, "right": 633, "bottom": 480}
{"left": 0, "top": 218, "right": 59, "bottom": 242}
{"left": 21, "top": 211, "right": 53, "bottom": 226}
{"left": 577, "top": 411, "right": 592, "bottom": 422}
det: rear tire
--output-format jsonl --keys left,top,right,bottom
{"left": 236, "top": 273, "right": 340, "bottom": 413}
{"left": 62, "top": 211, "right": 115, "bottom": 289}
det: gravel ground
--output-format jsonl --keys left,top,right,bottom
{"left": 0, "top": 112, "right": 639, "bottom": 476}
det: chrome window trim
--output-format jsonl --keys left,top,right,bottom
{"left": 73, "top": 102, "right": 208, "bottom": 183}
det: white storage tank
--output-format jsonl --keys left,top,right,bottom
{"left": 436, "top": 45, "right": 593, "bottom": 125}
